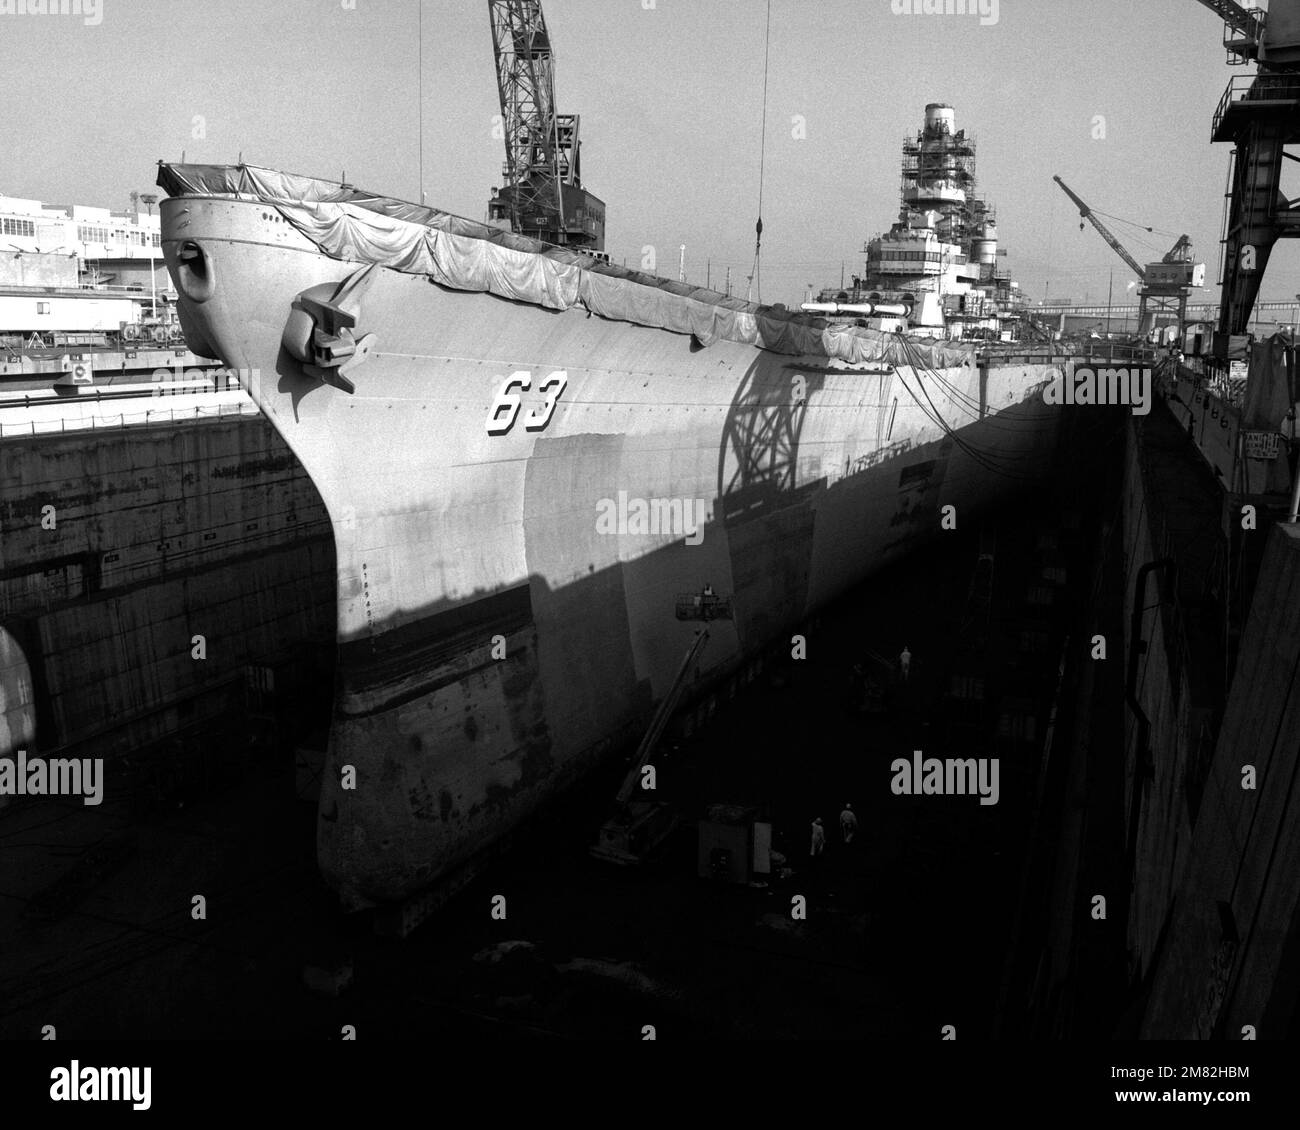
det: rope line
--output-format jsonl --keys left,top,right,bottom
{"left": 750, "top": 0, "right": 771, "bottom": 304}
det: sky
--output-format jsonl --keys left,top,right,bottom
{"left": 1, "top": 0, "right": 1296, "bottom": 312}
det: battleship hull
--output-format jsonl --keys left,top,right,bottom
{"left": 157, "top": 164, "right": 1061, "bottom": 909}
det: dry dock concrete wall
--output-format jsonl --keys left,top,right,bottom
{"left": 0, "top": 415, "right": 335, "bottom": 768}
{"left": 1016, "top": 394, "right": 1300, "bottom": 1037}
{"left": 1140, "top": 520, "right": 1300, "bottom": 1038}
{"left": 1109, "top": 396, "right": 1298, "bottom": 1037}
{"left": 1119, "top": 402, "right": 1230, "bottom": 1007}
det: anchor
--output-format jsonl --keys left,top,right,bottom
{"left": 282, "top": 263, "right": 380, "bottom": 394}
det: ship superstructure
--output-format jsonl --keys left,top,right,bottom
{"left": 808, "top": 104, "right": 1023, "bottom": 340}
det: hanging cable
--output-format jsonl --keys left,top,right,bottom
{"left": 418, "top": 0, "right": 425, "bottom": 205}
{"left": 750, "top": 0, "right": 771, "bottom": 305}
{"left": 1091, "top": 208, "right": 1179, "bottom": 240}
{"left": 891, "top": 336, "right": 1046, "bottom": 482}
{"left": 907, "top": 343, "right": 1049, "bottom": 433}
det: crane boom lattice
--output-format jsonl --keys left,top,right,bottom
{"left": 486, "top": 1, "right": 605, "bottom": 251}
{"left": 1053, "top": 175, "right": 1205, "bottom": 337}
{"left": 1053, "top": 176, "right": 1146, "bottom": 281}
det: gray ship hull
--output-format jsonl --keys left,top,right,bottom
{"left": 158, "top": 165, "right": 1062, "bottom": 909}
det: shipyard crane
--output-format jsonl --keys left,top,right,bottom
{"left": 591, "top": 627, "right": 713, "bottom": 865}
{"left": 1192, "top": 0, "right": 1300, "bottom": 353}
{"left": 1195, "top": 0, "right": 1265, "bottom": 61}
{"left": 1162, "top": 234, "right": 1194, "bottom": 264}
{"left": 1197, "top": 0, "right": 1260, "bottom": 31}
{"left": 591, "top": 585, "right": 734, "bottom": 865}
{"left": 486, "top": 0, "right": 605, "bottom": 252}
{"left": 1053, "top": 175, "right": 1146, "bottom": 281}
{"left": 1053, "top": 175, "right": 1204, "bottom": 336}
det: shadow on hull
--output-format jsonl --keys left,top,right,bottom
{"left": 317, "top": 362, "right": 1060, "bottom": 909}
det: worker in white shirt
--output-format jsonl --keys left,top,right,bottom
{"left": 839, "top": 804, "right": 858, "bottom": 845}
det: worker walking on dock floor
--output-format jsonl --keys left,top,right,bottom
{"left": 839, "top": 804, "right": 858, "bottom": 845}
{"left": 899, "top": 645, "right": 912, "bottom": 681}
{"left": 810, "top": 817, "right": 826, "bottom": 857}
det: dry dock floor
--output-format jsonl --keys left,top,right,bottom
{"left": 0, "top": 503, "right": 1070, "bottom": 1040}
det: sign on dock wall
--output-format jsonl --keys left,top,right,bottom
{"left": 1243, "top": 430, "right": 1281, "bottom": 460}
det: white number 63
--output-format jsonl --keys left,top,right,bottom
{"left": 485, "top": 370, "right": 567, "bottom": 435}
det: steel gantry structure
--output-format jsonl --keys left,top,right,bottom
{"left": 486, "top": 0, "right": 605, "bottom": 252}
{"left": 1198, "top": 0, "right": 1300, "bottom": 344}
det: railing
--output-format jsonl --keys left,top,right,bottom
{"left": 1213, "top": 73, "right": 1300, "bottom": 140}
{"left": 0, "top": 374, "right": 239, "bottom": 408}
{"left": 0, "top": 281, "right": 176, "bottom": 297}
{"left": 979, "top": 341, "right": 1160, "bottom": 366}
{"left": 1206, "top": 0, "right": 1265, "bottom": 62}
{"left": 1, "top": 328, "right": 192, "bottom": 356}
{"left": 1075, "top": 341, "right": 1162, "bottom": 366}
{"left": 0, "top": 398, "right": 257, "bottom": 438}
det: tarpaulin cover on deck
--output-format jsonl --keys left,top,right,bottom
{"left": 156, "top": 162, "right": 973, "bottom": 369}
{"left": 1242, "top": 331, "right": 1295, "bottom": 431}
